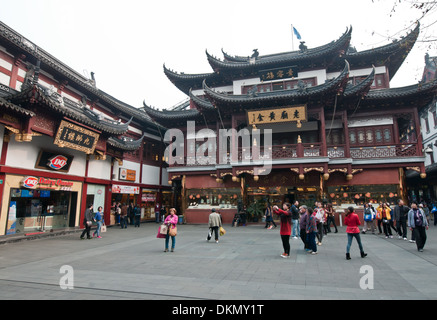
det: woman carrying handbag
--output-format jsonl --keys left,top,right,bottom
{"left": 164, "top": 208, "right": 178, "bottom": 252}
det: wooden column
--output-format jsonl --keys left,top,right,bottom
{"left": 320, "top": 107, "right": 327, "bottom": 157}
{"left": 393, "top": 116, "right": 400, "bottom": 144}
{"left": 231, "top": 114, "right": 237, "bottom": 163}
{"left": 343, "top": 110, "right": 351, "bottom": 158}
{"left": 413, "top": 108, "right": 423, "bottom": 156}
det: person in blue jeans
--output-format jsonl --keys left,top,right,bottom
{"left": 93, "top": 206, "right": 104, "bottom": 238}
{"left": 291, "top": 201, "right": 300, "bottom": 238}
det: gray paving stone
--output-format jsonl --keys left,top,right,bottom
{"left": 0, "top": 222, "right": 436, "bottom": 300}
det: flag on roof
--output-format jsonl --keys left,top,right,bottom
{"left": 292, "top": 25, "right": 302, "bottom": 40}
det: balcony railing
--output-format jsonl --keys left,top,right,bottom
{"left": 168, "top": 142, "right": 421, "bottom": 167}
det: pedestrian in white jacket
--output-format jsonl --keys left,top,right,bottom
{"left": 208, "top": 208, "right": 222, "bottom": 243}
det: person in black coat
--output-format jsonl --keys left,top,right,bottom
{"left": 80, "top": 204, "right": 94, "bottom": 240}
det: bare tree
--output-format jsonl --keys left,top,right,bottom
{"left": 373, "top": 0, "right": 437, "bottom": 48}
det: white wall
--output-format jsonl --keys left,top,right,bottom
{"left": 88, "top": 157, "right": 111, "bottom": 180}
{"left": 112, "top": 159, "right": 141, "bottom": 183}
{"left": 142, "top": 164, "right": 161, "bottom": 185}
{"left": 6, "top": 134, "right": 86, "bottom": 177}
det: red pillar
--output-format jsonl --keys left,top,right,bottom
{"left": 343, "top": 110, "right": 351, "bottom": 158}
{"left": 320, "top": 107, "right": 327, "bottom": 157}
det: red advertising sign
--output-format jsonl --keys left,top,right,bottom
{"left": 22, "top": 176, "right": 74, "bottom": 191}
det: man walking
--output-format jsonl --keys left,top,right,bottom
{"left": 408, "top": 202, "right": 429, "bottom": 252}
{"left": 208, "top": 208, "right": 222, "bottom": 243}
{"left": 393, "top": 199, "right": 409, "bottom": 240}
{"left": 80, "top": 204, "right": 94, "bottom": 240}
{"left": 408, "top": 202, "right": 428, "bottom": 252}
{"left": 291, "top": 200, "right": 300, "bottom": 239}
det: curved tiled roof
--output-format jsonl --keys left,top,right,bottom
{"left": 6, "top": 85, "right": 131, "bottom": 135}
{"left": 163, "top": 64, "right": 226, "bottom": 95}
{"left": 142, "top": 100, "right": 202, "bottom": 121}
{"left": 343, "top": 66, "right": 375, "bottom": 98}
{"left": 202, "top": 61, "right": 350, "bottom": 108}
{"left": 206, "top": 27, "right": 352, "bottom": 72}
{"left": 107, "top": 134, "right": 146, "bottom": 151}
{"left": 0, "top": 96, "right": 35, "bottom": 117}
{"left": 0, "top": 21, "right": 159, "bottom": 130}
{"left": 335, "top": 22, "right": 420, "bottom": 80}
{"left": 364, "top": 78, "right": 437, "bottom": 101}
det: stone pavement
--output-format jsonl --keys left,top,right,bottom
{"left": 0, "top": 221, "right": 436, "bottom": 300}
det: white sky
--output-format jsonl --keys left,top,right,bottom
{"left": 1, "top": 0, "right": 435, "bottom": 110}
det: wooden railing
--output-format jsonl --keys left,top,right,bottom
{"left": 168, "top": 142, "right": 421, "bottom": 166}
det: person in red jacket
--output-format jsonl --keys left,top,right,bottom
{"left": 273, "top": 202, "right": 292, "bottom": 258}
{"left": 345, "top": 206, "right": 367, "bottom": 260}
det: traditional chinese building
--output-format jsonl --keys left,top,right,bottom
{"left": 0, "top": 21, "right": 170, "bottom": 236}
{"left": 144, "top": 23, "right": 437, "bottom": 224}
{"left": 407, "top": 53, "right": 437, "bottom": 204}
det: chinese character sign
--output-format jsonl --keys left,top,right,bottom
{"left": 54, "top": 120, "right": 100, "bottom": 154}
{"left": 247, "top": 105, "right": 307, "bottom": 126}
{"left": 259, "top": 66, "right": 298, "bottom": 82}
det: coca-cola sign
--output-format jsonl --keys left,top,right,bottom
{"left": 35, "top": 150, "right": 74, "bottom": 172}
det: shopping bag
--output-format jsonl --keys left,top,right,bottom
{"left": 101, "top": 225, "right": 107, "bottom": 233}
{"left": 207, "top": 228, "right": 212, "bottom": 241}
{"left": 169, "top": 226, "right": 177, "bottom": 236}
{"left": 220, "top": 227, "right": 226, "bottom": 236}
{"left": 159, "top": 224, "right": 168, "bottom": 235}
{"left": 156, "top": 226, "right": 166, "bottom": 239}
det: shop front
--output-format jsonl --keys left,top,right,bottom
{"left": 111, "top": 184, "right": 140, "bottom": 206}
{"left": 141, "top": 188, "right": 158, "bottom": 221}
{"left": 1, "top": 174, "right": 82, "bottom": 235}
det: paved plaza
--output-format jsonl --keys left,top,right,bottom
{"left": 0, "top": 221, "right": 436, "bottom": 301}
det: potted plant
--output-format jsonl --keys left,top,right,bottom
{"left": 246, "top": 200, "right": 265, "bottom": 222}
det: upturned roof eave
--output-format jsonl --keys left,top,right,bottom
{"left": 202, "top": 60, "right": 351, "bottom": 105}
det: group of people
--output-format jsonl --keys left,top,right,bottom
{"left": 361, "top": 200, "right": 432, "bottom": 252}
{"left": 80, "top": 204, "right": 105, "bottom": 239}
{"left": 114, "top": 202, "right": 142, "bottom": 228}
{"left": 272, "top": 201, "right": 340, "bottom": 258}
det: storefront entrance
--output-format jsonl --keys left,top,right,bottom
{"left": 7, "top": 188, "right": 77, "bottom": 234}
{"left": 1, "top": 174, "right": 82, "bottom": 235}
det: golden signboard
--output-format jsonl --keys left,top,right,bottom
{"left": 54, "top": 120, "right": 100, "bottom": 154}
{"left": 247, "top": 105, "right": 307, "bottom": 126}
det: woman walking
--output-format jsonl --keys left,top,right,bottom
{"left": 378, "top": 203, "right": 393, "bottom": 238}
{"left": 273, "top": 203, "right": 292, "bottom": 258}
{"left": 265, "top": 203, "right": 277, "bottom": 229}
{"left": 314, "top": 202, "right": 325, "bottom": 245}
{"left": 306, "top": 208, "right": 318, "bottom": 255}
{"left": 93, "top": 206, "right": 104, "bottom": 239}
{"left": 325, "top": 203, "right": 337, "bottom": 233}
{"left": 362, "top": 203, "right": 375, "bottom": 234}
{"left": 345, "top": 207, "right": 367, "bottom": 260}
{"left": 164, "top": 208, "right": 178, "bottom": 252}
{"left": 408, "top": 202, "right": 429, "bottom": 252}
{"left": 299, "top": 205, "right": 309, "bottom": 251}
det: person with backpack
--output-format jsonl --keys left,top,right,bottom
{"left": 362, "top": 203, "right": 375, "bottom": 234}
{"left": 265, "top": 203, "right": 277, "bottom": 230}
{"left": 408, "top": 202, "right": 429, "bottom": 252}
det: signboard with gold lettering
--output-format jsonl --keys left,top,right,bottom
{"left": 259, "top": 66, "right": 298, "bottom": 82}
{"left": 54, "top": 120, "right": 100, "bottom": 154}
{"left": 247, "top": 105, "right": 307, "bottom": 126}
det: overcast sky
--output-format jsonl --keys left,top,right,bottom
{"left": 1, "top": 0, "right": 435, "bottom": 110}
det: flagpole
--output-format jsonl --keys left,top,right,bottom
{"left": 291, "top": 24, "right": 294, "bottom": 51}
